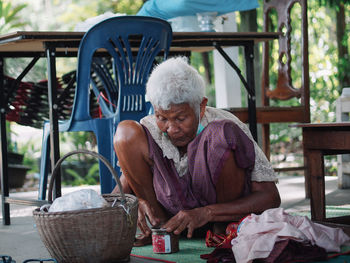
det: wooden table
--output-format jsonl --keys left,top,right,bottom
{"left": 0, "top": 31, "right": 279, "bottom": 225}
{"left": 297, "top": 122, "right": 350, "bottom": 235}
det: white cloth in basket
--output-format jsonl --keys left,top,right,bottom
{"left": 48, "top": 189, "right": 108, "bottom": 212}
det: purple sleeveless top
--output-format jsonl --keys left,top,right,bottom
{"left": 143, "top": 119, "right": 255, "bottom": 216}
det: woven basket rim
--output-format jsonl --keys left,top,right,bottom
{"left": 47, "top": 150, "right": 127, "bottom": 203}
{"left": 33, "top": 193, "right": 137, "bottom": 216}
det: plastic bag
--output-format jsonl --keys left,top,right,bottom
{"left": 48, "top": 189, "right": 108, "bottom": 212}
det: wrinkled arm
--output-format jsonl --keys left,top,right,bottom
{"left": 111, "top": 174, "right": 132, "bottom": 194}
{"left": 206, "top": 181, "right": 280, "bottom": 221}
{"left": 164, "top": 181, "right": 280, "bottom": 238}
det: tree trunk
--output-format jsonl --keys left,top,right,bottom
{"left": 201, "top": 52, "right": 212, "bottom": 85}
{"left": 336, "top": 3, "right": 350, "bottom": 91}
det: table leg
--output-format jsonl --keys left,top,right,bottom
{"left": 307, "top": 149, "right": 326, "bottom": 221}
{"left": 244, "top": 42, "right": 257, "bottom": 142}
{"left": 0, "top": 57, "right": 10, "bottom": 225}
{"left": 303, "top": 151, "right": 310, "bottom": 199}
{"left": 46, "top": 45, "right": 61, "bottom": 199}
{"left": 214, "top": 42, "right": 258, "bottom": 142}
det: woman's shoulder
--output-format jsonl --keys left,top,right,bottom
{"left": 204, "top": 107, "right": 252, "bottom": 136}
{"left": 205, "top": 106, "right": 243, "bottom": 123}
{"left": 140, "top": 114, "right": 156, "bottom": 126}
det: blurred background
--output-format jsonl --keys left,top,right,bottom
{"left": 2, "top": 0, "right": 349, "bottom": 191}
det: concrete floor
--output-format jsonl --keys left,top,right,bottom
{"left": 1, "top": 176, "right": 349, "bottom": 262}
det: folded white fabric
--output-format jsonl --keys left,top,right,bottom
{"left": 231, "top": 207, "right": 350, "bottom": 263}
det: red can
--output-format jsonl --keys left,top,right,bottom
{"left": 151, "top": 228, "right": 179, "bottom": 254}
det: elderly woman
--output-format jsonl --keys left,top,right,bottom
{"left": 113, "top": 56, "right": 280, "bottom": 245}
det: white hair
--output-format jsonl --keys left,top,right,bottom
{"left": 146, "top": 56, "right": 205, "bottom": 114}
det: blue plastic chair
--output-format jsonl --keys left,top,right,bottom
{"left": 38, "top": 16, "right": 172, "bottom": 199}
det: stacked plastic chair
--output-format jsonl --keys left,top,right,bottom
{"left": 38, "top": 16, "right": 172, "bottom": 199}
{"left": 4, "top": 70, "right": 99, "bottom": 129}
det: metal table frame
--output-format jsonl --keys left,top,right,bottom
{"left": 0, "top": 31, "right": 279, "bottom": 225}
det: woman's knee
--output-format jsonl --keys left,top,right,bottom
{"left": 216, "top": 151, "right": 246, "bottom": 203}
{"left": 114, "top": 120, "right": 147, "bottom": 153}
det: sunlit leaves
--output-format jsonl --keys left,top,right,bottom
{"left": 308, "top": 2, "right": 341, "bottom": 122}
{"left": 0, "top": 0, "right": 27, "bottom": 34}
{"left": 317, "top": 0, "right": 350, "bottom": 7}
{"left": 55, "top": 0, "right": 144, "bottom": 30}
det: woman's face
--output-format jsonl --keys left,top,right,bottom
{"left": 155, "top": 103, "right": 198, "bottom": 148}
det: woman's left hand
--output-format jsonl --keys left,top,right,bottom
{"left": 163, "top": 207, "right": 211, "bottom": 238}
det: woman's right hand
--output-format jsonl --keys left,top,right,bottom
{"left": 137, "top": 198, "right": 162, "bottom": 236}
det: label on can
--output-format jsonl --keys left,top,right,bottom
{"left": 152, "top": 233, "right": 171, "bottom": 253}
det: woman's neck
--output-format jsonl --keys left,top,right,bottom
{"left": 178, "top": 146, "right": 187, "bottom": 156}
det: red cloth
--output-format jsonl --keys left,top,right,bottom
{"left": 201, "top": 222, "right": 239, "bottom": 263}
{"left": 205, "top": 222, "right": 239, "bottom": 248}
{"left": 200, "top": 221, "right": 330, "bottom": 263}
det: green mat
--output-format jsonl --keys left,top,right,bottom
{"left": 131, "top": 238, "right": 350, "bottom": 263}
{"left": 132, "top": 206, "right": 350, "bottom": 263}
{"left": 131, "top": 238, "right": 211, "bottom": 263}
{"left": 290, "top": 205, "right": 350, "bottom": 218}
{"left": 310, "top": 246, "right": 350, "bottom": 263}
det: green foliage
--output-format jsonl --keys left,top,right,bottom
{"left": 21, "top": 140, "right": 40, "bottom": 174}
{"left": 62, "top": 162, "right": 99, "bottom": 186}
{"left": 317, "top": 0, "right": 350, "bottom": 7}
{"left": 97, "top": 0, "right": 144, "bottom": 14}
{"left": 0, "top": 1, "right": 27, "bottom": 34}
{"left": 6, "top": 121, "right": 14, "bottom": 152}
{"left": 63, "top": 168, "right": 85, "bottom": 186}
{"left": 54, "top": 0, "right": 144, "bottom": 31}
{"left": 59, "top": 132, "right": 99, "bottom": 185}
{"left": 60, "top": 132, "right": 96, "bottom": 153}
{"left": 308, "top": 2, "right": 342, "bottom": 122}
{"left": 86, "top": 163, "right": 101, "bottom": 185}
{"left": 7, "top": 123, "right": 42, "bottom": 173}
{"left": 190, "top": 52, "right": 216, "bottom": 107}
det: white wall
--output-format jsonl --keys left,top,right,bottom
{"left": 213, "top": 12, "right": 241, "bottom": 108}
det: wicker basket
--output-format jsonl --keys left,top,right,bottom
{"left": 33, "top": 150, "right": 138, "bottom": 263}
